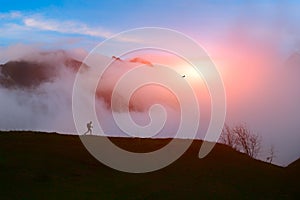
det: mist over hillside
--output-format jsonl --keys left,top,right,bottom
{"left": 0, "top": 49, "right": 182, "bottom": 135}
{"left": 0, "top": 48, "right": 299, "bottom": 166}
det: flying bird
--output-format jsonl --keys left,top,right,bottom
{"left": 112, "top": 56, "right": 122, "bottom": 61}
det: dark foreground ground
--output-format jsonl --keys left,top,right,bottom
{"left": 0, "top": 131, "right": 299, "bottom": 199}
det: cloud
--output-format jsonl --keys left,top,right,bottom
{"left": 129, "top": 57, "right": 153, "bottom": 66}
{"left": 0, "top": 11, "right": 22, "bottom": 19}
{"left": 0, "top": 11, "right": 142, "bottom": 44}
{"left": 23, "top": 16, "right": 113, "bottom": 38}
{"left": 0, "top": 44, "right": 41, "bottom": 63}
{"left": 1, "top": 11, "right": 112, "bottom": 38}
{"left": 0, "top": 47, "right": 182, "bottom": 137}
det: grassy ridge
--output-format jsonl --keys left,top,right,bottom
{"left": 0, "top": 131, "right": 298, "bottom": 199}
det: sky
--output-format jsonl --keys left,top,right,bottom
{"left": 1, "top": 0, "right": 299, "bottom": 51}
{"left": 1, "top": 1, "right": 300, "bottom": 166}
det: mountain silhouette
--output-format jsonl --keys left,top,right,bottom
{"left": 0, "top": 51, "right": 85, "bottom": 89}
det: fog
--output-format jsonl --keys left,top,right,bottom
{"left": 211, "top": 24, "right": 300, "bottom": 166}
{"left": 0, "top": 47, "right": 185, "bottom": 136}
{"left": 0, "top": 44, "right": 299, "bottom": 166}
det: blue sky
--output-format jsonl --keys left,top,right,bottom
{"left": 1, "top": 0, "right": 300, "bottom": 51}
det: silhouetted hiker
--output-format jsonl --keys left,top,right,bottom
{"left": 84, "top": 121, "right": 93, "bottom": 135}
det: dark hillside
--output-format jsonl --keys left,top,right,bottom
{"left": 0, "top": 131, "right": 298, "bottom": 199}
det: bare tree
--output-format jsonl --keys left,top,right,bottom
{"left": 220, "top": 124, "right": 261, "bottom": 158}
{"left": 233, "top": 124, "right": 261, "bottom": 158}
{"left": 266, "top": 145, "right": 276, "bottom": 164}
{"left": 219, "top": 124, "right": 238, "bottom": 150}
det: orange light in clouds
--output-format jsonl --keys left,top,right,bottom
{"left": 122, "top": 50, "right": 210, "bottom": 82}
{"left": 120, "top": 49, "right": 222, "bottom": 110}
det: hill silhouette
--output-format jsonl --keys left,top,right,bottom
{"left": 0, "top": 51, "right": 84, "bottom": 89}
{"left": 0, "top": 131, "right": 298, "bottom": 199}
